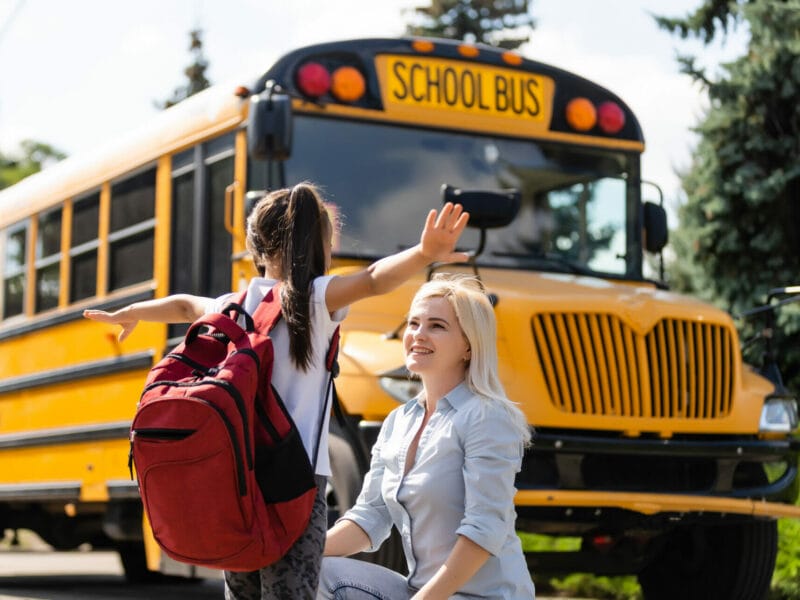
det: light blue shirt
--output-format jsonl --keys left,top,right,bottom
{"left": 342, "top": 383, "right": 535, "bottom": 599}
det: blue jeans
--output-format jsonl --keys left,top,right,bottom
{"left": 316, "top": 556, "right": 413, "bottom": 600}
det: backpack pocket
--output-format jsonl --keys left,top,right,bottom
{"left": 255, "top": 426, "right": 316, "bottom": 503}
{"left": 133, "top": 399, "right": 253, "bottom": 563}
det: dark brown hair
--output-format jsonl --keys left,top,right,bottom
{"left": 245, "top": 182, "right": 329, "bottom": 371}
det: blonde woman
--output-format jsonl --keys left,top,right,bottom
{"left": 319, "top": 274, "right": 534, "bottom": 599}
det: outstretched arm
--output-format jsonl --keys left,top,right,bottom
{"left": 325, "top": 202, "right": 469, "bottom": 312}
{"left": 83, "top": 294, "right": 210, "bottom": 342}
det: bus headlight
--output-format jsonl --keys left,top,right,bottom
{"left": 759, "top": 396, "right": 799, "bottom": 433}
{"left": 379, "top": 368, "right": 422, "bottom": 404}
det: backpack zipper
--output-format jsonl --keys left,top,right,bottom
{"left": 141, "top": 378, "right": 253, "bottom": 471}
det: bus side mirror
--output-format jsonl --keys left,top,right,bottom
{"left": 247, "top": 87, "right": 293, "bottom": 161}
{"left": 643, "top": 201, "right": 668, "bottom": 253}
{"left": 441, "top": 184, "right": 520, "bottom": 229}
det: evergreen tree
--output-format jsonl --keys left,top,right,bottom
{"left": 157, "top": 29, "right": 211, "bottom": 109}
{"left": 406, "top": 0, "right": 535, "bottom": 49}
{"left": 658, "top": 1, "right": 800, "bottom": 390}
{"left": 0, "top": 140, "right": 66, "bottom": 190}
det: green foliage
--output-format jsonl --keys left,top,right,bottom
{"left": 771, "top": 517, "right": 800, "bottom": 599}
{"left": 654, "top": 0, "right": 749, "bottom": 44}
{"left": 662, "top": 0, "right": 800, "bottom": 392}
{"left": 519, "top": 533, "right": 642, "bottom": 599}
{"left": 661, "top": 4, "right": 800, "bottom": 596}
{"left": 405, "top": 0, "right": 535, "bottom": 49}
{"left": 157, "top": 29, "right": 211, "bottom": 109}
{"left": 549, "top": 574, "right": 642, "bottom": 600}
{"left": 0, "top": 140, "right": 66, "bottom": 190}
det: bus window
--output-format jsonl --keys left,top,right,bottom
{"left": 205, "top": 136, "right": 234, "bottom": 297}
{"left": 2, "top": 223, "right": 27, "bottom": 319}
{"left": 168, "top": 134, "right": 234, "bottom": 298}
{"left": 171, "top": 149, "right": 195, "bottom": 297}
{"left": 34, "top": 207, "right": 62, "bottom": 312}
{"left": 69, "top": 192, "right": 100, "bottom": 302}
{"left": 108, "top": 168, "right": 156, "bottom": 291}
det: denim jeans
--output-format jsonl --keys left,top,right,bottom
{"left": 317, "top": 556, "right": 413, "bottom": 600}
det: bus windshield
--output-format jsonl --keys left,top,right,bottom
{"left": 282, "top": 115, "right": 636, "bottom": 277}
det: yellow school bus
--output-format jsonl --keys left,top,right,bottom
{"left": 1, "top": 37, "right": 798, "bottom": 596}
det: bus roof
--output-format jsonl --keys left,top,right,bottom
{"left": 0, "top": 82, "right": 247, "bottom": 227}
{"left": 0, "top": 37, "right": 645, "bottom": 227}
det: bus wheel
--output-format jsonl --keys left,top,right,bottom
{"left": 637, "top": 520, "right": 777, "bottom": 600}
{"left": 116, "top": 540, "right": 158, "bottom": 583}
{"left": 327, "top": 433, "right": 406, "bottom": 574}
{"left": 327, "top": 433, "right": 363, "bottom": 527}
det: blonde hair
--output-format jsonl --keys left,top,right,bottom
{"left": 412, "top": 274, "right": 532, "bottom": 446}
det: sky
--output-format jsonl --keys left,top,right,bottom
{"left": 0, "top": 0, "right": 747, "bottom": 217}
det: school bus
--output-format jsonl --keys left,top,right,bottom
{"left": 1, "top": 37, "right": 798, "bottom": 596}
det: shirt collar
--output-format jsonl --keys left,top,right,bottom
{"left": 405, "top": 381, "right": 472, "bottom": 414}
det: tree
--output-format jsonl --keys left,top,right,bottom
{"left": 659, "top": 0, "right": 800, "bottom": 393}
{"left": 157, "top": 29, "right": 211, "bottom": 109}
{"left": 0, "top": 140, "right": 66, "bottom": 190}
{"left": 405, "top": 0, "right": 535, "bottom": 49}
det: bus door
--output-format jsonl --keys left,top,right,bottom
{"left": 168, "top": 133, "right": 236, "bottom": 339}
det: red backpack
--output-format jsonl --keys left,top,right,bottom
{"left": 129, "top": 283, "right": 336, "bottom": 571}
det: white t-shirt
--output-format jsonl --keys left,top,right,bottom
{"left": 209, "top": 275, "right": 347, "bottom": 477}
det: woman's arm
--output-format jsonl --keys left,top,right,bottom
{"left": 83, "top": 294, "right": 210, "bottom": 342}
{"left": 411, "top": 535, "right": 491, "bottom": 600}
{"left": 325, "top": 202, "right": 469, "bottom": 312}
{"left": 323, "top": 519, "right": 372, "bottom": 557}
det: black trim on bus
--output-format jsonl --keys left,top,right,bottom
{"left": 0, "top": 351, "right": 154, "bottom": 396}
{"left": 0, "top": 421, "right": 131, "bottom": 450}
{"left": 0, "top": 482, "right": 82, "bottom": 501}
{"left": 0, "top": 289, "right": 155, "bottom": 342}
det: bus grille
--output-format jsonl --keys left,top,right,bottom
{"left": 531, "top": 314, "right": 735, "bottom": 418}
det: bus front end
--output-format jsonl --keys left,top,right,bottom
{"left": 244, "top": 38, "right": 800, "bottom": 597}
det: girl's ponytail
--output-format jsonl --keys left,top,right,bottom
{"left": 280, "top": 183, "right": 328, "bottom": 371}
{"left": 245, "top": 182, "right": 328, "bottom": 371}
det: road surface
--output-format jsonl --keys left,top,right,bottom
{"left": 0, "top": 550, "right": 575, "bottom": 599}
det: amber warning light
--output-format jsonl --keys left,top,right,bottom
{"left": 566, "top": 97, "right": 625, "bottom": 134}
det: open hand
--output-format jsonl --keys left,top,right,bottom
{"left": 83, "top": 309, "right": 138, "bottom": 343}
{"left": 419, "top": 202, "right": 470, "bottom": 264}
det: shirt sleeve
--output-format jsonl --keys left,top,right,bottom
{"left": 206, "top": 292, "right": 234, "bottom": 314}
{"left": 456, "top": 403, "right": 523, "bottom": 556}
{"left": 312, "top": 275, "right": 348, "bottom": 325}
{"left": 339, "top": 411, "right": 396, "bottom": 552}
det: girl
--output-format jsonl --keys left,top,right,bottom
{"left": 318, "top": 274, "right": 535, "bottom": 599}
{"left": 83, "top": 182, "right": 469, "bottom": 600}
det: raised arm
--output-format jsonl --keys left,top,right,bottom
{"left": 83, "top": 294, "right": 210, "bottom": 342}
{"left": 325, "top": 202, "right": 469, "bottom": 312}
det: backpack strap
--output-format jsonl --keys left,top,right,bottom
{"left": 311, "top": 326, "right": 340, "bottom": 471}
{"left": 246, "top": 281, "right": 340, "bottom": 472}
{"left": 249, "top": 283, "right": 284, "bottom": 334}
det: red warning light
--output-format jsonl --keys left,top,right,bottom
{"left": 296, "top": 62, "right": 331, "bottom": 98}
{"left": 597, "top": 101, "right": 626, "bottom": 134}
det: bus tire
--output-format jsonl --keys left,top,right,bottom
{"left": 637, "top": 519, "right": 777, "bottom": 600}
{"left": 116, "top": 540, "right": 158, "bottom": 583}
{"left": 328, "top": 433, "right": 363, "bottom": 527}
{"left": 328, "top": 433, "right": 406, "bottom": 574}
